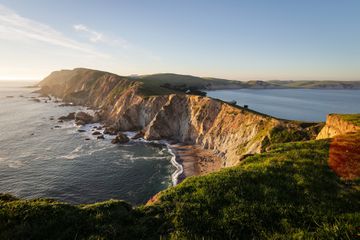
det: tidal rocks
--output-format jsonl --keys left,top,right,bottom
{"left": 77, "top": 129, "right": 86, "bottom": 133}
{"left": 92, "top": 131, "right": 101, "bottom": 135}
{"left": 97, "top": 135, "right": 105, "bottom": 139}
{"left": 111, "top": 133, "right": 129, "bottom": 144}
{"left": 58, "top": 112, "right": 76, "bottom": 121}
{"left": 103, "top": 126, "right": 118, "bottom": 135}
{"left": 132, "top": 131, "right": 145, "bottom": 139}
{"left": 30, "top": 98, "right": 41, "bottom": 102}
{"left": 75, "top": 112, "right": 94, "bottom": 125}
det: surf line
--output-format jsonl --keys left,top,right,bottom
{"left": 123, "top": 132, "right": 183, "bottom": 186}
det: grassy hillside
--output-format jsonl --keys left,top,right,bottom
{"left": 154, "top": 138, "right": 359, "bottom": 239}
{"left": 1, "top": 137, "right": 359, "bottom": 239}
{"left": 39, "top": 69, "right": 360, "bottom": 98}
{"left": 335, "top": 113, "right": 360, "bottom": 127}
{"left": 137, "top": 73, "right": 245, "bottom": 89}
{"left": 135, "top": 73, "right": 360, "bottom": 91}
{"left": 268, "top": 80, "right": 360, "bottom": 89}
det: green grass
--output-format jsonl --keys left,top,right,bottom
{"left": 1, "top": 139, "right": 359, "bottom": 239}
{"left": 137, "top": 80, "right": 179, "bottom": 96}
{"left": 334, "top": 113, "right": 360, "bottom": 127}
{"left": 133, "top": 73, "right": 246, "bottom": 96}
{"left": 154, "top": 139, "right": 360, "bottom": 239}
{"left": 0, "top": 196, "right": 162, "bottom": 240}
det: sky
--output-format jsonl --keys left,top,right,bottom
{"left": 0, "top": 0, "right": 359, "bottom": 81}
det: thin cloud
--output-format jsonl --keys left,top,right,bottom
{"left": 0, "top": 4, "right": 107, "bottom": 57}
{"left": 73, "top": 24, "right": 128, "bottom": 48}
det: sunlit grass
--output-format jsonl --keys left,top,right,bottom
{"left": 1, "top": 138, "right": 359, "bottom": 239}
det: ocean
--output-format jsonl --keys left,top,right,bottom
{"left": 206, "top": 89, "right": 360, "bottom": 122}
{"left": 2, "top": 82, "right": 359, "bottom": 205}
{"left": 0, "top": 81, "right": 174, "bottom": 205}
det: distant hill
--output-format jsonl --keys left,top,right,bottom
{"left": 133, "top": 73, "right": 360, "bottom": 90}
{"left": 267, "top": 80, "right": 360, "bottom": 89}
{"left": 39, "top": 68, "right": 360, "bottom": 95}
{"left": 133, "top": 73, "right": 247, "bottom": 93}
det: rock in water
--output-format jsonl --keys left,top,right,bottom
{"left": 75, "top": 112, "right": 94, "bottom": 125}
{"left": 103, "top": 126, "right": 118, "bottom": 135}
{"left": 111, "top": 133, "right": 130, "bottom": 144}
{"left": 92, "top": 131, "right": 101, "bottom": 135}
{"left": 132, "top": 131, "right": 145, "bottom": 139}
{"left": 97, "top": 135, "right": 105, "bottom": 139}
{"left": 58, "top": 112, "right": 75, "bottom": 121}
{"left": 30, "top": 98, "right": 41, "bottom": 102}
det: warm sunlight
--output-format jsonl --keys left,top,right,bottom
{"left": 0, "top": 1, "right": 359, "bottom": 239}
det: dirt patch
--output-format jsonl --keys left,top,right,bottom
{"left": 329, "top": 131, "right": 360, "bottom": 180}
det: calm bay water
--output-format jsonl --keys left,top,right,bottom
{"left": 207, "top": 89, "right": 360, "bottom": 121}
{"left": 0, "top": 81, "right": 174, "bottom": 205}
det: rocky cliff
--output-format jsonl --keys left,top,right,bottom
{"left": 39, "top": 68, "right": 319, "bottom": 167}
{"left": 317, "top": 114, "right": 360, "bottom": 139}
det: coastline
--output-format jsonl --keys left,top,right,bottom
{"left": 123, "top": 134, "right": 221, "bottom": 186}
{"left": 169, "top": 143, "right": 223, "bottom": 183}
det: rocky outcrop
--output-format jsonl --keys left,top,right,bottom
{"left": 111, "top": 133, "right": 130, "bottom": 144}
{"left": 75, "top": 112, "right": 94, "bottom": 125}
{"left": 317, "top": 114, "right": 360, "bottom": 139}
{"left": 39, "top": 68, "right": 318, "bottom": 167}
{"left": 58, "top": 112, "right": 75, "bottom": 121}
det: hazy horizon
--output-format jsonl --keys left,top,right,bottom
{"left": 1, "top": 0, "right": 359, "bottom": 81}
{"left": 1, "top": 70, "right": 360, "bottom": 83}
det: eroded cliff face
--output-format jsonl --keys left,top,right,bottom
{"left": 142, "top": 95, "right": 280, "bottom": 166}
{"left": 39, "top": 68, "right": 316, "bottom": 167}
{"left": 317, "top": 114, "right": 360, "bottom": 139}
{"left": 100, "top": 91, "right": 280, "bottom": 166}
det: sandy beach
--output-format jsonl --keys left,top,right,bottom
{"left": 170, "top": 143, "right": 223, "bottom": 182}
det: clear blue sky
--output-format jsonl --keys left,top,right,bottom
{"left": 0, "top": 0, "right": 359, "bottom": 80}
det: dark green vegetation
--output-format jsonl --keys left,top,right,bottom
{"left": 335, "top": 113, "right": 360, "bottom": 127}
{"left": 0, "top": 196, "right": 161, "bottom": 239}
{"left": 260, "top": 122, "right": 325, "bottom": 151}
{"left": 2, "top": 139, "right": 359, "bottom": 239}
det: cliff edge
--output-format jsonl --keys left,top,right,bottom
{"left": 38, "top": 68, "right": 321, "bottom": 167}
{"left": 317, "top": 114, "right": 360, "bottom": 139}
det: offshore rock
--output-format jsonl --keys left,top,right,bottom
{"left": 58, "top": 112, "right": 75, "bottom": 121}
{"left": 111, "top": 133, "right": 130, "bottom": 144}
{"left": 75, "top": 112, "right": 94, "bottom": 125}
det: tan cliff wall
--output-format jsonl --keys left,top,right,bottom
{"left": 99, "top": 90, "right": 280, "bottom": 166}
{"left": 142, "top": 94, "right": 280, "bottom": 166}
{"left": 39, "top": 69, "right": 318, "bottom": 167}
{"left": 317, "top": 114, "right": 360, "bottom": 139}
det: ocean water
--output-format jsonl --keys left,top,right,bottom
{"left": 206, "top": 89, "right": 360, "bottom": 122}
{"left": 0, "top": 81, "right": 174, "bottom": 205}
